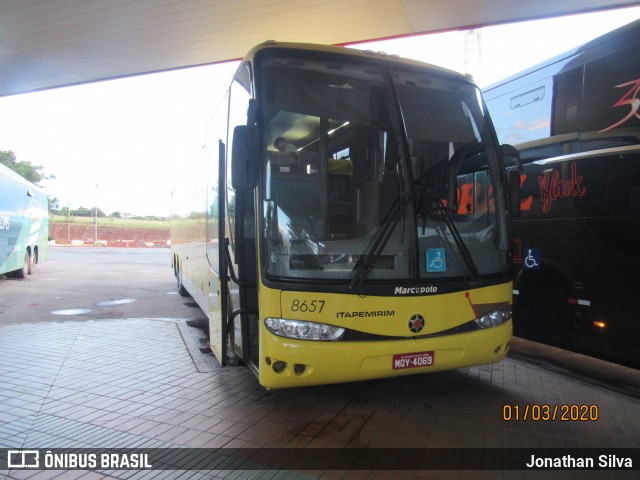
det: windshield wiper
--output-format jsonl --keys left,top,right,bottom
{"left": 348, "top": 193, "right": 408, "bottom": 292}
{"left": 427, "top": 190, "right": 480, "bottom": 285}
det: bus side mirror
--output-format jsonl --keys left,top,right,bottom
{"left": 231, "top": 125, "right": 258, "bottom": 189}
{"left": 501, "top": 144, "right": 522, "bottom": 218}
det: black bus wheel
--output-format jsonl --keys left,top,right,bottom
{"left": 28, "top": 251, "right": 35, "bottom": 274}
{"left": 15, "top": 252, "right": 30, "bottom": 279}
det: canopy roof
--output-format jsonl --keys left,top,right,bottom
{"left": 1, "top": 0, "right": 636, "bottom": 97}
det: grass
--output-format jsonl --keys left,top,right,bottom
{"left": 50, "top": 215, "right": 169, "bottom": 229}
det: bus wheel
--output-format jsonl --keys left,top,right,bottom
{"left": 15, "top": 252, "right": 30, "bottom": 279}
{"left": 176, "top": 270, "right": 190, "bottom": 297}
{"left": 28, "top": 252, "right": 35, "bottom": 274}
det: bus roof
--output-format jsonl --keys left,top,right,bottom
{"left": 0, "top": 162, "right": 48, "bottom": 196}
{"left": 240, "top": 41, "right": 473, "bottom": 85}
{"left": 483, "top": 17, "right": 640, "bottom": 93}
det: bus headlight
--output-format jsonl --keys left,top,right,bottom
{"left": 264, "top": 317, "right": 345, "bottom": 341}
{"left": 473, "top": 306, "right": 512, "bottom": 329}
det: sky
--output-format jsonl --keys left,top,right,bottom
{"left": 1, "top": 6, "right": 640, "bottom": 217}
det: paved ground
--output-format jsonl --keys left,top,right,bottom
{"left": 0, "top": 247, "right": 197, "bottom": 325}
{"left": 0, "top": 247, "right": 638, "bottom": 479}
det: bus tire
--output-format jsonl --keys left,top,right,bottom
{"left": 176, "top": 270, "right": 190, "bottom": 297}
{"left": 15, "top": 252, "right": 30, "bottom": 279}
{"left": 28, "top": 250, "right": 36, "bottom": 274}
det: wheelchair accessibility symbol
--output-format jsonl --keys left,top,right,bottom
{"left": 427, "top": 248, "right": 447, "bottom": 272}
{"left": 523, "top": 248, "right": 541, "bottom": 270}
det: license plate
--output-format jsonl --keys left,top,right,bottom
{"left": 392, "top": 351, "right": 435, "bottom": 370}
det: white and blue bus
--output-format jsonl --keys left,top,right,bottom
{"left": 0, "top": 163, "right": 49, "bottom": 278}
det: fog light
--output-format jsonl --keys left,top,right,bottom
{"left": 273, "top": 361, "right": 286, "bottom": 373}
{"left": 294, "top": 364, "right": 306, "bottom": 375}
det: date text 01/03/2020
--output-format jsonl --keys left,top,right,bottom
{"left": 503, "top": 404, "right": 599, "bottom": 421}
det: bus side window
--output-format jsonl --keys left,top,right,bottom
{"left": 553, "top": 67, "right": 582, "bottom": 136}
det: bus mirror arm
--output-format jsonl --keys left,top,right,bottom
{"left": 224, "top": 237, "right": 255, "bottom": 287}
{"left": 447, "top": 168, "right": 458, "bottom": 213}
{"left": 501, "top": 144, "right": 522, "bottom": 218}
{"left": 508, "top": 169, "right": 521, "bottom": 218}
{"left": 231, "top": 125, "right": 258, "bottom": 189}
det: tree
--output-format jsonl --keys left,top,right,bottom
{"left": 93, "top": 207, "right": 106, "bottom": 218}
{"left": 73, "top": 206, "right": 92, "bottom": 217}
{"left": 0, "top": 150, "right": 55, "bottom": 184}
{"left": 49, "top": 196, "right": 60, "bottom": 212}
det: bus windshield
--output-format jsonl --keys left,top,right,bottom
{"left": 259, "top": 53, "right": 509, "bottom": 284}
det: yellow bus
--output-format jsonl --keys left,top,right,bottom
{"left": 171, "top": 42, "right": 517, "bottom": 389}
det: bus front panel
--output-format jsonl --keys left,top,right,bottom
{"left": 257, "top": 283, "right": 512, "bottom": 388}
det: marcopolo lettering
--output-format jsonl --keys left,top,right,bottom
{"left": 394, "top": 286, "right": 438, "bottom": 295}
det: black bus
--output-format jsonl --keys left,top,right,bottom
{"left": 483, "top": 19, "right": 640, "bottom": 368}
